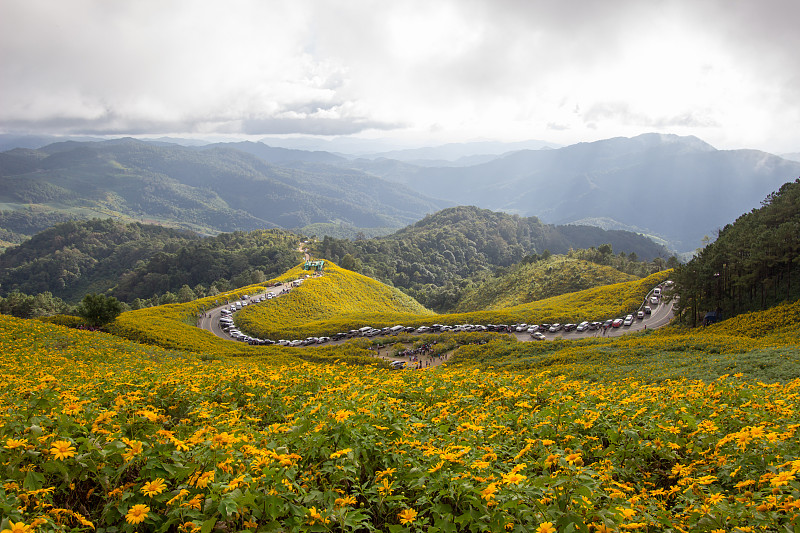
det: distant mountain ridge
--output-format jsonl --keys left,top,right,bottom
{"left": 0, "top": 138, "right": 449, "bottom": 242}
{"left": 1, "top": 132, "right": 797, "bottom": 253}
{"left": 342, "top": 133, "right": 800, "bottom": 252}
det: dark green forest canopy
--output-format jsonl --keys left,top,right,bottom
{"left": 0, "top": 206, "right": 671, "bottom": 312}
{"left": 0, "top": 219, "right": 299, "bottom": 303}
{"left": 313, "top": 206, "right": 672, "bottom": 311}
{"left": 673, "top": 178, "right": 800, "bottom": 324}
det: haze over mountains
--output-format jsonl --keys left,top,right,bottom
{"left": 1, "top": 133, "right": 798, "bottom": 253}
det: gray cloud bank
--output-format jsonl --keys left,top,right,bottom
{"left": 1, "top": 0, "right": 798, "bottom": 152}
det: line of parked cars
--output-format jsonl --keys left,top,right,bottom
{"left": 217, "top": 284, "right": 669, "bottom": 346}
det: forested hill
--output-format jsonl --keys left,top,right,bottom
{"left": 454, "top": 254, "right": 640, "bottom": 312}
{"left": 0, "top": 138, "right": 448, "bottom": 243}
{"left": 673, "top": 178, "right": 800, "bottom": 325}
{"left": 0, "top": 220, "right": 299, "bottom": 304}
{"left": 0, "top": 208, "right": 670, "bottom": 309}
{"left": 345, "top": 133, "right": 800, "bottom": 252}
{"left": 313, "top": 206, "right": 672, "bottom": 311}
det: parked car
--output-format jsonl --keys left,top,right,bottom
{"left": 623, "top": 314, "right": 634, "bottom": 326}
{"left": 548, "top": 323, "right": 562, "bottom": 332}
{"left": 650, "top": 296, "right": 659, "bottom": 305}
{"left": 563, "top": 323, "right": 576, "bottom": 332}
{"left": 603, "top": 319, "right": 614, "bottom": 328}
{"left": 637, "top": 310, "right": 645, "bottom": 319}
{"left": 531, "top": 332, "right": 546, "bottom": 341}
{"left": 644, "top": 306, "right": 652, "bottom": 315}
{"left": 612, "top": 318, "right": 624, "bottom": 328}
{"left": 576, "top": 321, "right": 590, "bottom": 332}
{"left": 390, "top": 361, "right": 406, "bottom": 369}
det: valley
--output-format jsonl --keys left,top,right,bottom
{"left": 0, "top": 137, "right": 798, "bottom": 532}
{"left": 3, "top": 133, "right": 799, "bottom": 253}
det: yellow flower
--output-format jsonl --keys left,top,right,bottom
{"left": 376, "top": 467, "right": 396, "bottom": 480}
{"left": 377, "top": 477, "right": 394, "bottom": 496}
{"left": 565, "top": 452, "right": 583, "bottom": 466}
{"left": 481, "top": 482, "right": 498, "bottom": 501}
{"left": 182, "top": 494, "right": 203, "bottom": 510}
{"left": 122, "top": 440, "right": 144, "bottom": 461}
{"left": 771, "top": 471, "right": 795, "bottom": 487}
{"left": 167, "top": 488, "right": 190, "bottom": 505}
{"left": 428, "top": 460, "right": 444, "bottom": 473}
{"left": 333, "top": 409, "right": 354, "bottom": 422}
{"left": 335, "top": 495, "right": 357, "bottom": 507}
{"left": 501, "top": 471, "right": 526, "bottom": 485}
{"left": 1, "top": 521, "right": 32, "bottom": 533}
{"left": 125, "top": 504, "right": 150, "bottom": 525}
{"left": 398, "top": 508, "right": 418, "bottom": 525}
{"left": 330, "top": 447, "right": 352, "bottom": 459}
{"left": 136, "top": 409, "right": 160, "bottom": 422}
{"left": 141, "top": 478, "right": 167, "bottom": 497}
{"left": 50, "top": 439, "right": 76, "bottom": 460}
{"left": 5, "top": 438, "right": 28, "bottom": 450}
{"left": 618, "top": 507, "right": 637, "bottom": 520}
{"left": 194, "top": 470, "right": 215, "bottom": 488}
{"left": 536, "top": 521, "right": 556, "bottom": 533}
{"left": 544, "top": 454, "right": 560, "bottom": 468}
{"left": 307, "top": 506, "right": 330, "bottom": 525}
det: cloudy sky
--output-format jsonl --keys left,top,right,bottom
{"left": 1, "top": 0, "right": 798, "bottom": 152}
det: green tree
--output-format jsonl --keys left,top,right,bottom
{"left": 77, "top": 293, "right": 123, "bottom": 327}
{"left": 340, "top": 254, "right": 358, "bottom": 271}
{"left": 177, "top": 284, "right": 197, "bottom": 303}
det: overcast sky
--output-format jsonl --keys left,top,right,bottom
{"left": 1, "top": 0, "right": 798, "bottom": 153}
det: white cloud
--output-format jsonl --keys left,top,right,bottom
{"left": 1, "top": 0, "right": 798, "bottom": 152}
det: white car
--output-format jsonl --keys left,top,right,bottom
{"left": 623, "top": 314, "right": 634, "bottom": 326}
{"left": 531, "top": 332, "right": 546, "bottom": 341}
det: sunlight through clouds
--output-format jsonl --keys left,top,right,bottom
{"left": 0, "top": 0, "right": 797, "bottom": 152}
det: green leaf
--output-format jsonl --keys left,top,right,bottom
{"left": 23, "top": 470, "right": 44, "bottom": 491}
{"left": 200, "top": 516, "right": 218, "bottom": 533}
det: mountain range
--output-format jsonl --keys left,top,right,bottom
{"left": 340, "top": 134, "right": 800, "bottom": 252}
{"left": 0, "top": 138, "right": 448, "bottom": 244}
{"left": 1, "top": 133, "right": 798, "bottom": 252}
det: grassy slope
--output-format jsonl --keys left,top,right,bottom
{"left": 3, "top": 264, "right": 800, "bottom": 530}
{"left": 236, "top": 262, "right": 434, "bottom": 340}
{"left": 456, "top": 256, "right": 639, "bottom": 311}
{"left": 443, "top": 270, "right": 671, "bottom": 327}
{"left": 107, "top": 261, "right": 669, "bottom": 343}
{"left": 450, "top": 299, "right": 800, "bottom": 383}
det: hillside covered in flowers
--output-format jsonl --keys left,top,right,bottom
{"left": 1, "top": 261, "right": 799, "bottom": 532}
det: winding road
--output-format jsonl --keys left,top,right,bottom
{"left": 198, "top": 277, "right": 674, "bottom": 346}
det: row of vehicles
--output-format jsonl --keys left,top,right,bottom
{"left": 524, "top": 285, "right": 668, "bottom": 341}
{"left": 218, "top": 284, "right": 668, "bottom": 346}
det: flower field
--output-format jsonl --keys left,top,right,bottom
{"left": 2, "top": 263, "right": 799, "bottom": 531}
{"left": 1, "top": 316, "right": 799, "bottom": 530}
{"left": 109, "top": 262, "right": 667, "bottom": 346}
{"left": 236, "top": 263, "right": 433, "bottom": 341}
